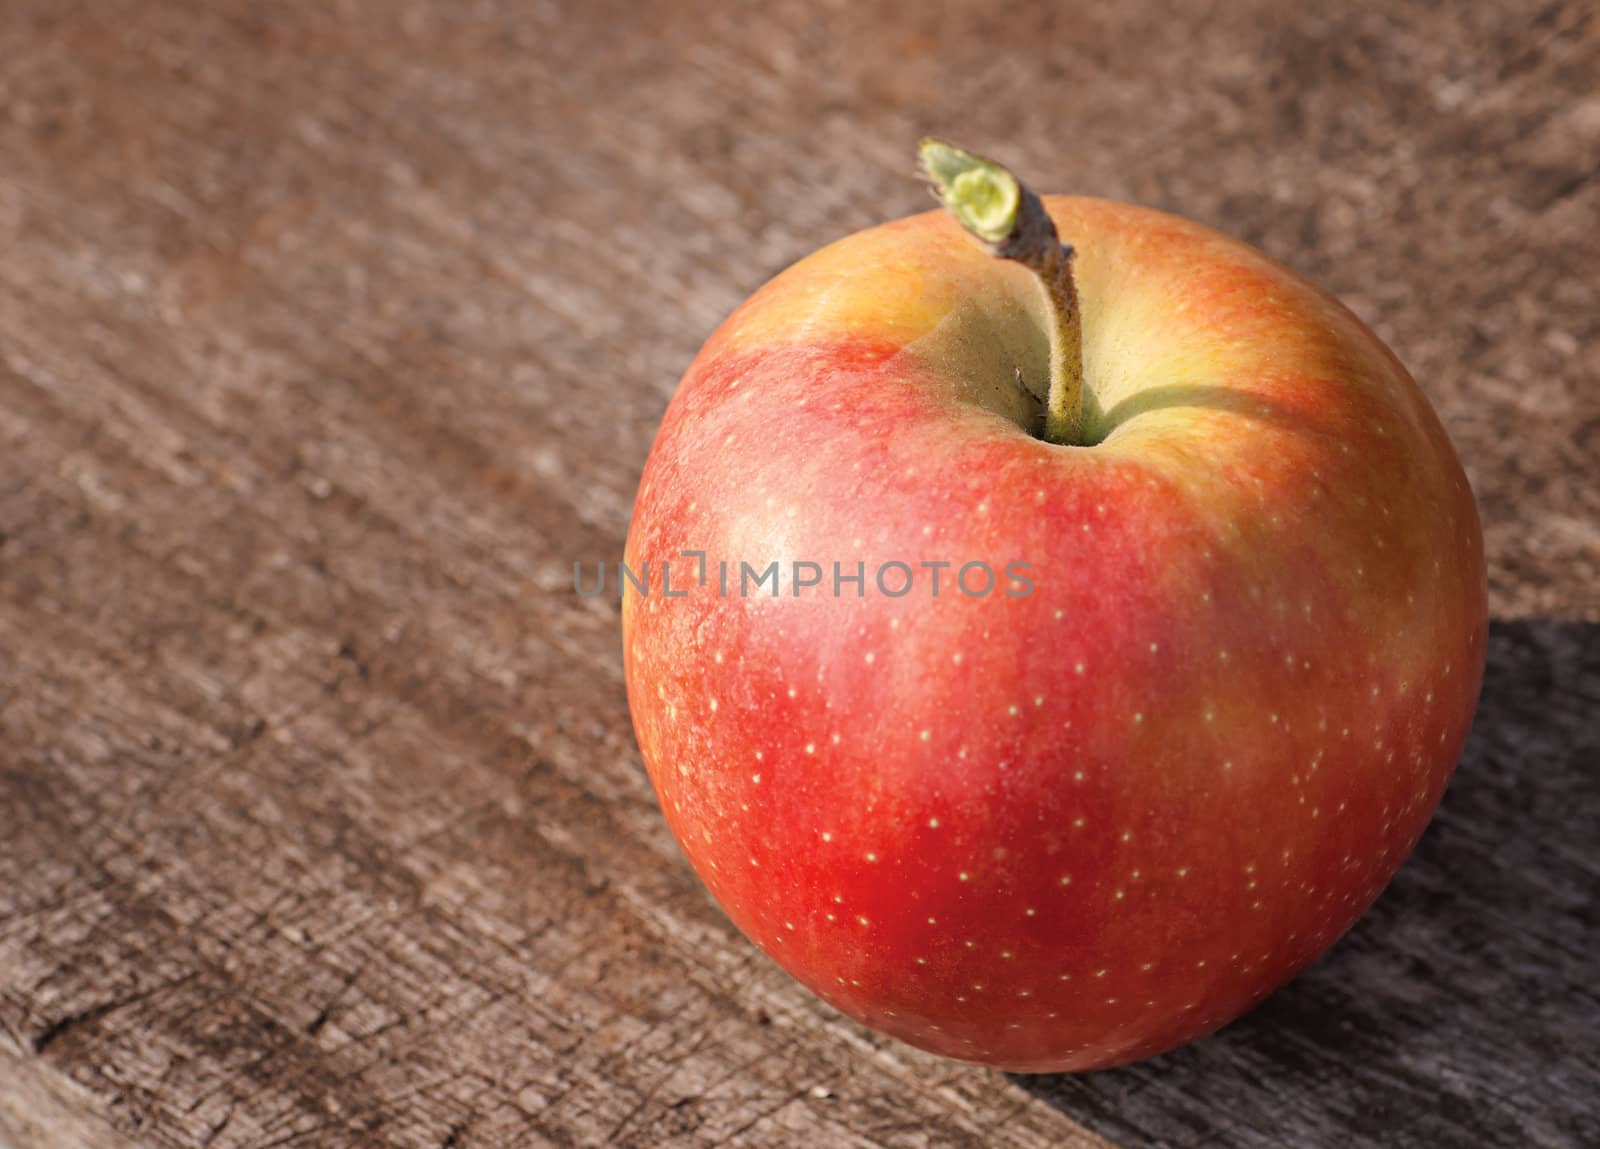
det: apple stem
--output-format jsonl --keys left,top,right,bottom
{"left": 918, "top": 139, "right": 1084, "bottom": 446}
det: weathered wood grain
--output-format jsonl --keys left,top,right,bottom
{"left": 0, "top": 0, "right": 1595, "bottom": 1146}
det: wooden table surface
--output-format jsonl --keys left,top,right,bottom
{"left": 1, "top": 2, "right": 1596, "bottom": 1146}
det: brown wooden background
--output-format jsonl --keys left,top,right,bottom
{"left": 1, "top": 2, "right": 1596, "bottom": 1147}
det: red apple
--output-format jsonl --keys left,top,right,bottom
{"left": 622, "top": 141, "right": 1486, "bottom": 1071}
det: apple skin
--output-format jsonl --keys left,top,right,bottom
{"left": 622, "top": 197, "right": 1486, "bottom": 1072}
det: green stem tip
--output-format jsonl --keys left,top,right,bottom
{"left": 918, "top": 138, "right": 1022, "bottom": 244}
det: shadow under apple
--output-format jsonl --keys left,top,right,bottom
{"left": 1016, "top": 619, "right": 1599, "bottom": 1149}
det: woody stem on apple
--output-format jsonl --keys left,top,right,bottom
{"left": 918, "top": 138, "right": 1085, "bottom": 447}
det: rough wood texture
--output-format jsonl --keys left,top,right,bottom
{"left": 0, "top": 1, "right": 1594, "bottom": 1147}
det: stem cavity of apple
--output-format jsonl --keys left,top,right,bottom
{"left": 918, "top": 139, "right": 1085, "bottom": 447}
